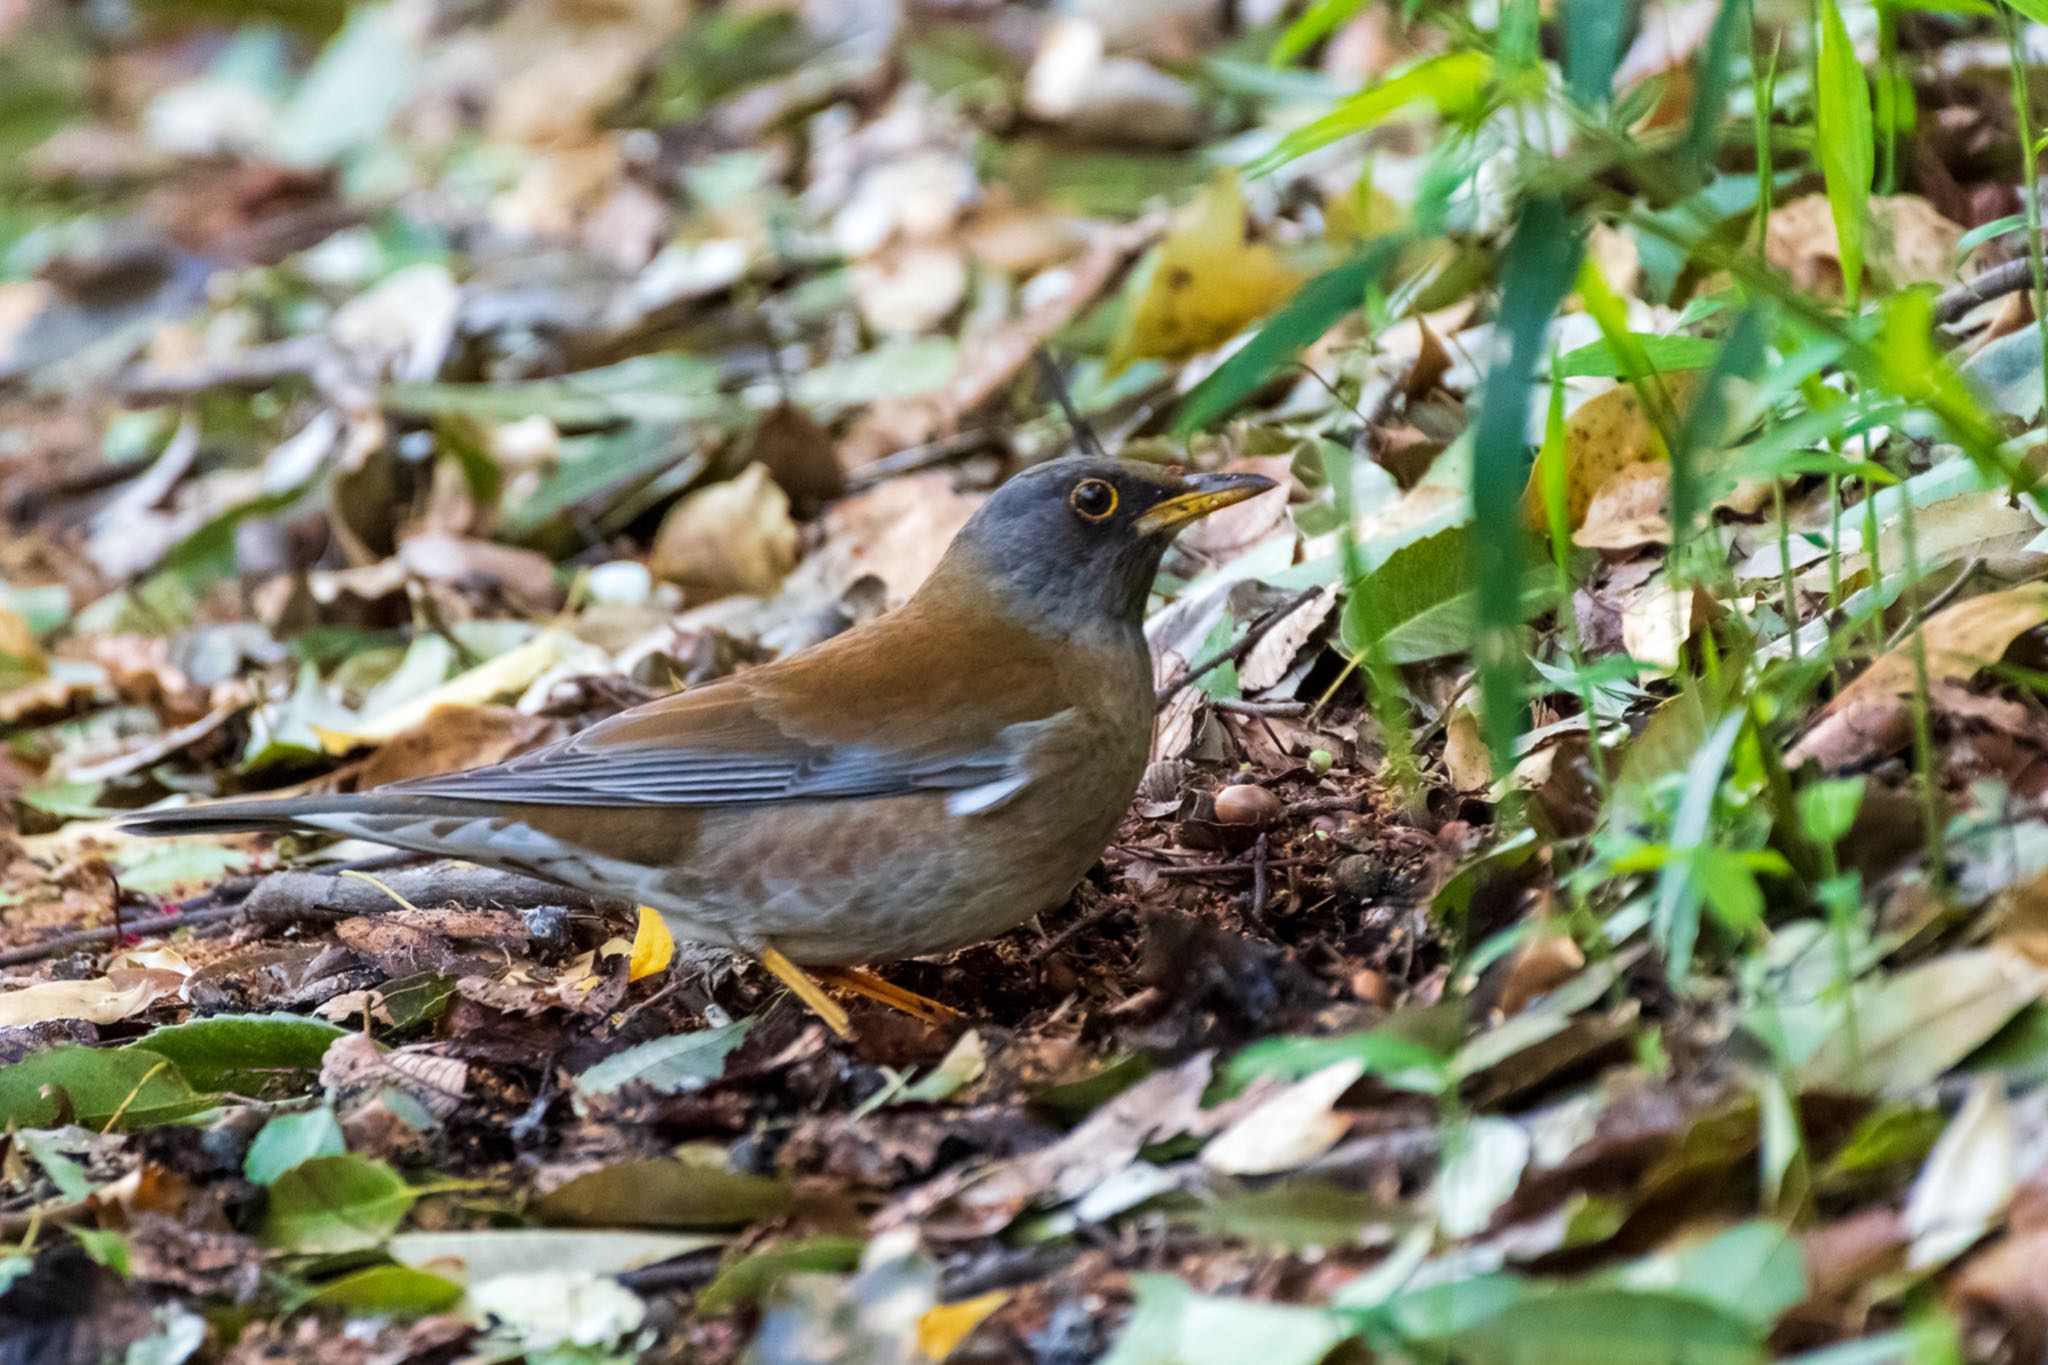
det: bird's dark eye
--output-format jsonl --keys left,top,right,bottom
{"left": 1069, "top": 478, "right": 1118, "bottom": 522}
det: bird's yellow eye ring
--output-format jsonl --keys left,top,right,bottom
{"left": 1069, "top": 478, "right": 1118, "bottom": 522}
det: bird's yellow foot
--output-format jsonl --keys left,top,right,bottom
{"left": 812, "top": 966, "right": 960, "bottom": 1026}
{"left": 755, "top": 945, "right": 852, "bottom": 1039}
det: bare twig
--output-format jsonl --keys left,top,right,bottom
{"left": 844, "top": 427, "right": 1003, "bottom": 488}
{"left": 1208, "top": 697, "right": 1310, "bottom": 717}
{"left": 0, "top": 865, "right": 633, "bottom": 971}
{"left": 1033, "top": 348, "right": 1109, "bottom": 459}
{"left": 1156, "top": 587, "right": 1322, "bottom": 703}
{"left": 1934, "top": 257, "right": 2036, "bottom": 327}
{"left": 243, "top": 867, "right": 633, "bottom": 921}
{"left": 1153, "top": 854, "right": 1321, "bottom": 879}
{"left": 1883, "top": 557, "right": 1982, "bottom": 653}
{"left": 0, "top": 902, "right": 259, "bottom": 969}
{"left": 1250, "top": 833, "right": 1271, "bottom": 924}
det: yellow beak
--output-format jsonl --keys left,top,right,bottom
{"left": 1131, "top": 471, "right": 1278, "bottom": 536}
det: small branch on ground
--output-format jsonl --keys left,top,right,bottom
{"left": 1934, "top": 258, "right": 2036, "bottom": 326}
{"left": 1156, "top": 587, "right": 1322, "bottom": 703}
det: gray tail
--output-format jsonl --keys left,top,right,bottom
{"left": 118, "top": 795, "right": 413, "bottom": 839}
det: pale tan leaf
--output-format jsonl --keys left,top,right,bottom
{"left": 1790, "top": 583, "right": 2048, "bottom": 769}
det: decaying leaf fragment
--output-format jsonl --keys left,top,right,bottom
{"left": 1789, "top": 584, "right": 2048, "bottom": 771}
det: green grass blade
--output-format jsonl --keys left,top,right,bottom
{"left": 1686, "top": 0, "right": 1749, "bottom": 176}
{"left": 1562, "top": 0, "right": 1625, "bottom": 105}
{"left": 1246, "top": 52, "right": 1492, "bottom": 175}
{"left": 1172, "top": 245, "right": 1396, "bottom": 438}
{"left": 1815, "top": 0, "right": 1874, "bottom": 307}
{"left": 1471, "top": 195, "right": 1585, "bottom": 766}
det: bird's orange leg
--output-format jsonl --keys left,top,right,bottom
{"left": 755, "top": 946, "right": 852, "bottom": 1040}
{"left": 810, "top": 966, "right": 960, "bottom": 1026}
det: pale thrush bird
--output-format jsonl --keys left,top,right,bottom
{"left": 123, "top": 458, "right": 1275, "bottom": 1035}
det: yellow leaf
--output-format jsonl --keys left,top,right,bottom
{"left": 1107, "top": 172, "right": 1301, "bottom": 373}
{"left": 1520, "top": 371, "right": 1704, "bottom": 532}
{"left": 916, "top": 1291, "right": 1008, "bottom": 1361}
{"left": 629, "top": 906, "right": 675, "bottom": 982}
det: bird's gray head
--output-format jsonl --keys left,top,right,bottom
{"left": 924, "top": 457, "right": 1275, "bottom": 640}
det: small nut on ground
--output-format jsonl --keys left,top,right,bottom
{"left": 1213, "top": 783, "right": 1282, "bottom": 827}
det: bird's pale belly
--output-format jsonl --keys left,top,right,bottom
{"left": 655, "top": 777, "right": 1132, "bottom": 964}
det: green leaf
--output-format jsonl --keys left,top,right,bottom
{"left": 384, "top": 353, "right": 729, "bottom": 428}
{"left": 1225, "top": 1028, "right": 1450, "bottom": 1094}
{"left": 1552, "top": 334, "right": 1721, "bottom": 379}
{"left": 272, "top": 2, "right": 418, "bottom": 167}
{"left": 262, "top": 1154, "right": 416, "bottom": 1253}
{"left": 129, "top": 1013, "right": 347, "bottom": 1094}
{"left": 1471, "top": 196, "right": 1583, "bottom": 765}
{"left": 1178, "top": 1180, "right": 1398, "bottom": 1251}
{"left": 1797, "top": 949, "right": 2048, "bottom": 1095}
{"left": 1430, "top": 1284, "right": 1767, "bottom": 1364}
{"left": 245, "top": 1107, "right": 349, "bottom": 1186}
{"left": 1100, "top": 1274, "right": 1352, "bottom": 1365}
{"left": 0, "top": 1047, "right": 209, "bottom": 1131}
{"left": 1651, "top": 709, "right": 1747, "bottom": 980}
{"left": 697, "top": 1235, "right": 866, "bottom": 1314}
{"left": 1686, "top": 0, "right": 1749, "bottom": 174}
{"left": 1340, "top": 527, "right": 1556, "bottom": 664}
{"left": 1247, "top": 52, "right": 1492, "bottom": 175}
{"left": 530, "top": 1147, "right": 790, "bottom": 1229}
{"left": 573, "top": 1018, "right": 753, "bottom": 1104}
{"left": 1798, "top": 777, "right": 1866, "bottom": 845}
{"left": 17, "top": 1130, "right": 95, "bottom": 1201}
{"left": 1598, "top": 1222, "right": 1807, "bottom": 1331}
{"left": 299, "top": 1264, "right": 463, "bottom": 1316}
{"left": 1269, "top": 0, "right": 1370, "bottom": 66}
{"left": 1815, "top": 0, "right": 1875, "bottom": 306}
{"left": 1562, "top": 0, "right": 1625, "bottom": 104}
{"left": 110, "top": 840, "right": 261, "bottom": 898}
{"left": 73, "top": 1227, "right": 131, "bottom": 1276}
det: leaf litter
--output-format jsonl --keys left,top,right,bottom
{"left": 8, "top": 0, "right": 2048, "bottom": 1362}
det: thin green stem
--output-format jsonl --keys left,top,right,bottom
{"left": 2003, "top": 7, "right": 2048, "bottom": 417}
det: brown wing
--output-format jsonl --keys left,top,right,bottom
{"left": 384, "top": 593, "right": 1080, "bottom": 810}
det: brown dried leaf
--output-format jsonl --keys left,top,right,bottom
{"left": 1574, "top": 460, "right": 1672, "bottom": 550}
{"left": 1766, "top": 194, "right": 1964, "bottom": 299}
{"left": 350, "top": 705, "right": 565, "bottom": 790}
{"left": 878, "top": 1052, "right": 1214, "bottom": 1240}
{"left": 321, "top": 1031, "right": 469, "bottom": 1120}
{"left": 1237, "top": 587, "right": 1336, "bottom": 694}
{"left": 839, "top": 217, "right": 1158, "bottom": 468}
{"left": 649, "top": 464, "right": 799, "bottom": 600}
{"left": 1790, "top": 584, "right": 2048, "bottom": 770}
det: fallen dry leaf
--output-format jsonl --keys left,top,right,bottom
{"left": 1521, "top": 372, "right": 1704, "bottom": 532}
{"left": 839, "top": 216, "right": 1158, "bottom": 468}
{"left": 0, "top": 950, "right": 189, "bottom": 1028}
{"left": 1766, "top": 194, "right": 1964, "bottom": 298}
{"left": 1199, "top": 1059, "right": 1362, "bottom": 1175}
{"left": 878, "top": 1052, "right": 1214, "bottom": 1240}
{"left": 349, "top": 705, "right": 565, "bottom": 789}
{"left": 1107, "top": 173, "right": 1300, "bottom": 372}
{"left": 1790, "top": 583, "right": 2048, "bottom": 769}
{"left": 1574, "top": 460, "right": 1672, "bottom": 550}
{"left": 1237, "top": 586, "right": 1336, "bottom": 693}
{"left": 650, "top": 463, "right": 800, "bottom": 600}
